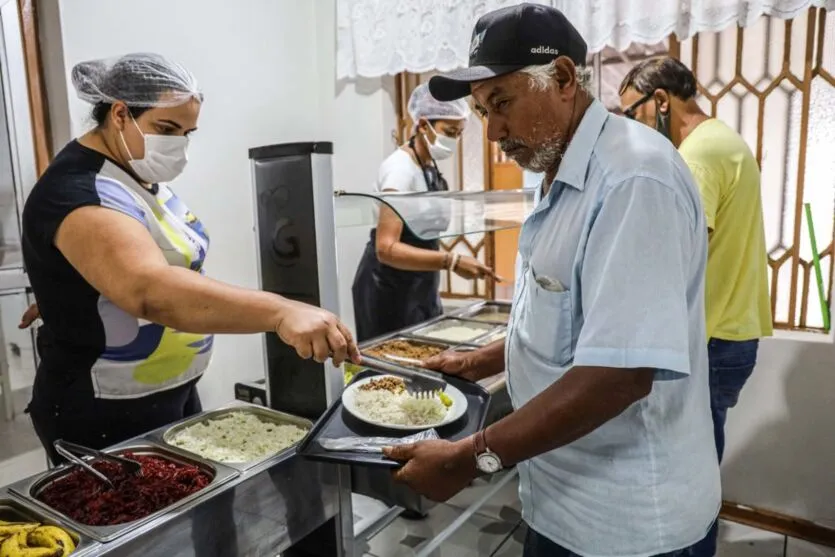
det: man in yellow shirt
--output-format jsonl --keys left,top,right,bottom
{"left": 619, "top": 56, "right": 772, "bottom": 557}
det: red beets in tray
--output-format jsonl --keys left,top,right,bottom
{"left": 36, "top": 452, "right": 212, "bottom": 526}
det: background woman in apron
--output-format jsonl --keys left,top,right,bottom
{"left": 352, "top": 84, "right": 497, "bottom": 342}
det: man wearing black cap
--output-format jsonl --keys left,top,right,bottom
{"left": 383, "top": 4, "right": 721, "bottom": 557}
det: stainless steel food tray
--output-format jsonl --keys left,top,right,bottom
{"left": 0, "top": 496, "right": 99, "bottom": 556}
{"left": 472, "top": 326, "right": 507, "bottom": 346}
{"left": 151, "top": 401, "right": 313, "bottom": 474}
{"left": 450, "top": 300, "right": 512, "bottom": 324}
{"left": 360, "top": 335, "right": 455, "bottom": 368}
{"left": 405, "top": 317, "right": 501, "bottom": 346}
{"left": 8, "top": 441, "right": 238, "bottom": 543}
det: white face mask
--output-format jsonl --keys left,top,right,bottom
{"left": 120, "top": 116, "right": 189, "bottom": 184}
{"left": 423, "top": 124, "right": 458, "bottom": 161}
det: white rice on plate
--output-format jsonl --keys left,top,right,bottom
{"left": 354, "top": 389, "right": 448, "bottom": 426}
{"left": 169, "top": 412, "right": 308, "bottom": 463}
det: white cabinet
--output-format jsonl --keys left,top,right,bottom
{"left": 0, "top": 0, "right": 39, "bottom": 421}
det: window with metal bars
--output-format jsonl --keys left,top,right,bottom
{"left": 392, "top": 7, "right": 834, "bottom": 331}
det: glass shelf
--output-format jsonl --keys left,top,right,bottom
{"left": 334, "top": 189, "right": 536, "bottom": 241}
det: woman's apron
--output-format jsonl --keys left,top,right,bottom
{"left": 352, "top": 141, "right": 451, "bottom": 342}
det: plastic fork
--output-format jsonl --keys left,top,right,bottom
{"left": 407, "top": 389, "right": 443, "bottom": 401}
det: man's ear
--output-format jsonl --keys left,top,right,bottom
{"left": 654, "top": 89, "right": 671, "bottom": 114}
{"left": 553, "top": 57, "right": 577, "bottom": 92}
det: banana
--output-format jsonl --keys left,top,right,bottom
{"left": 0, "top": 527, "right": 75, "bottom": 557}
{"left": 24, "top": 529, "right": 59, "bottom": 554}
{"left": 28, "top": 527, "right": 75, "bottom": 556}
{"left": 0, "top": 523, "right": 38, "bottom": 538}
{"left": 20, "top": 531, "right": 61, "bottom": 557}
{"left": 0, "top": 531, "right": 34, "bottom": 557}
{"left": 0, "top": 534, "right": 15, "bottom": 557}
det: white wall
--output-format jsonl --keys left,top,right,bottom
{"left": 40, "top": 0, "right": 396, "bottom": 409}
{"left": 313, "top": 0, "right": 399, "bottom": 333}
{"left": 723, "top": 333, "right": 835, "bottom": 526}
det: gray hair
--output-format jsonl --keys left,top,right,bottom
{"left": 520, "top": 63, "right": 595, "bottom": 96}
{"left": 619, "top": 56, "right": 697, "bottom": 100}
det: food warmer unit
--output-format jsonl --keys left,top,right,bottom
{"left": 0, "top": 400, "right": 345, "bottom": 557}
{"left": 0, "top": 142, "right": 533, "bottom": 556}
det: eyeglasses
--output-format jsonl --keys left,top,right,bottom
{"left": 622, "top": 92, "right": 654, "bottom": 120}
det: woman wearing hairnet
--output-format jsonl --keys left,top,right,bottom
{"left": 351, "top": 84, "right": 496, "bottom": 342}
{"left": 20, "top": 53, "right": 359, "bottom": 464}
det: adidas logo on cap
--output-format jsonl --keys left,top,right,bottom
{"left": 531, "top": 45, "right": 560, "bottom": 55}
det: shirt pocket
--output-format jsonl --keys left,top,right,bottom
{"left": 517, "top": 268, "right": 574, "bottom": 366}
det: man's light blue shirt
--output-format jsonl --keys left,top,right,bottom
{"left": 506, "top": 100, "right": 721, "bottom": 557}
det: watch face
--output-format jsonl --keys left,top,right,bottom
{"left": 477, "top": 453, "right": 502, "bottom": 474}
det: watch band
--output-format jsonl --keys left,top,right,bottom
{"left": 473, "top": 428, "right": 489, "bottom": 457}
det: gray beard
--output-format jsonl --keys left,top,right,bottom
{"left": 500, "top": 135, "right": 565, "bottom": 173}
{"left": 523, "top": 137, "right": 564, "bottom": 173}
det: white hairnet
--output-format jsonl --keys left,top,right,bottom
{"left": 71, "top": 53, "right": 201, "bottom": 108}
{"left": 408, "top": 83, "right": 470, "bottom": 124}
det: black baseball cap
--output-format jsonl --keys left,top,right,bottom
{"left": 429, "top": 3, "right": 588, "bottom": 101}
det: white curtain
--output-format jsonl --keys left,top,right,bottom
{"left": 337, "top": 0, "right": 835, "bottom": 79}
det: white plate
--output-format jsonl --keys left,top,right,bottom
{"left": 342, "top": 375, "right": 469, "bottom": 431}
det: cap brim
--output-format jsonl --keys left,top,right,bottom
{"left": 428, "top": 65, "right": 526, "bottom": 101}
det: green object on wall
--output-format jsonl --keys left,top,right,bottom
{"left": 804, "top": 203, "right": 830, "bottom": 331}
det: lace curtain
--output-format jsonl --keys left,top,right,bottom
{"left": 337, "top": 0, "right": 835, "bottom": 78}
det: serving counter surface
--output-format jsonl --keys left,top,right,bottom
{"left": 0, "top": 301, "right": 511, "bottom": 557}
{"left": 1, "top": 404, "right": 351, "bottom": 557}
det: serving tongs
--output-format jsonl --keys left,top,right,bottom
{"left": 53, "top": 440, "right": 142, "bottom": 490}
{"left": 360, "top": 355, "right": 448, "bottom": 396}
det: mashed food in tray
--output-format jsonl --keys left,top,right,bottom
{"left": 364, "top": 339, "right": 446, "bottom": 363}
{"left": 420, "top": 323, "right": 491, "bottom": 343}
{"left": 355, "top": 377, "right": 449, "bottom": 426}
{"left": 169, "top": 412, "right": 308, "bottom": 463}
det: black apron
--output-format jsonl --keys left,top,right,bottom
{"left": 352, "top": 141, "right": 449, "bottom": 342}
